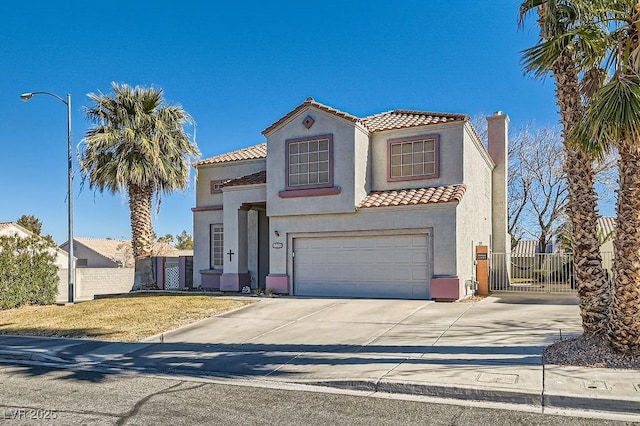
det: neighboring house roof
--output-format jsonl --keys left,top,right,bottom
{"left": 0, "top": 222, "right": 72, "bottom": 261}
{"left": 71, "top": 238, "right": 130, "bottom": 265}
{"left": 512, "top": 240, "right": 539, "bottom": 257}
{"left": 193, "top": 143, "right": 267, "bottom": 166}
{"left": 361, "top": 110, "right": 468, "bottom": 133}
{"left": 358, "top": 185, "right": 466, "bottom": 209}
{"left": 67, "top": 238, "right": 188, "bottom": 266}
{"left": 0, "top": 222, "right": 35, "bottom": 234}
{"left": 224, "top": 170, "right": 267, "bottom": 187}
{"left": 597, "top": 217, "right": 616, "bottom": 236}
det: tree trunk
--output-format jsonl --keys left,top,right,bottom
{"left": 553, "top": 48, "right": 609, "bottom": 336}
{"left": 128, "top": 182, "right": 156, "bottom": 291}
{"left": 608, "top": 141, "right": 640, "bottom": 354}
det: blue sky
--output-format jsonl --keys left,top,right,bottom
{"left": 0, "top": 1, "right": 580, "bottom": 243}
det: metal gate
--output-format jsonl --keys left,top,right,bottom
{"left": 490, "top": 252, "right": 576, "bottom": 293}
{"left": 164, "top": 258, "right": 180, "bottom": 290}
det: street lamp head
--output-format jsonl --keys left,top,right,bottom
{"left": 20, "top": 93, "right": 33, "bottom": 101}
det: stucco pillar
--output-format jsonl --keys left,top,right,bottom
{"left": 220, "top": 207, "right": 251, "bottom": 291}
{"left": 266, "top": 218, "right": 289, "bottom": 294}
{"left": 488, "top": 111, "right": 510, "bottom": 290}
{"left": 487, "top": 111, "right": 510, "bottom": 254}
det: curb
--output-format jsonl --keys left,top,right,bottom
{"left": 0, "top": 350, "right": 68, "bottom": 364}
{"left": 544, "top": 393, "right": 640, "bottom": 416}
{"left": 298, "top": 379, "right": 541, "bottom": 407}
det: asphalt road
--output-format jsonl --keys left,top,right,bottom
{"left": 0, "top": 363, "right": 634, "bottom": 426}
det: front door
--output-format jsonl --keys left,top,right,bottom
{"left": 257, "top": 209, "right": 270, "bottom": 289}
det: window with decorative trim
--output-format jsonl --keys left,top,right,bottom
{"left": 388, "top": 135, "right": 439, "bottom": 181}
{"left": 286, "top": 135, "right": 333, "bottom": 190}
{"left": 210, "top": 224, "right": 223, "bottom": 269}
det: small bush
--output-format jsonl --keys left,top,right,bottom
{"left": 0, "top": 234, "right": 59, "bottom": 310}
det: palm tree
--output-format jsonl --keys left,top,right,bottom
{"left": 80, "top": 83, "right": 200, "bottom": 290}
{"left": 519, "top": 0, "right": 610, "bottom": 336}
{"left": 566, "top": 0, "right": 640, "bottom": 355}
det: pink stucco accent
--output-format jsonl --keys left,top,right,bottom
{"left": 278, "top": 187, "right": 341, "bottom": 198}
{"left": 220, "top": 273, "right": 251, "bottom": 292}
{"left": 200, "top": 269, "right": 222, "bottom": 290}
{"left": 191, "top": 205, "right": 223, "bottom": 212}
{"left": 430, "top": 276, "right": 463, "bottom": 302}
{"left": 387, "top": 134, "right": 440, "bottom": 182}
{"left": 266, "top": 274, "right": 289, "bottom": 294}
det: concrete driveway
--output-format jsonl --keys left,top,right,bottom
{"left": 131, "top": 294, "right": 583, "bottom": 397}
{"left": 151, "top": 294, "right": 581, "bottom": 355}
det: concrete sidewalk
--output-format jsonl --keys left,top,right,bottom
{"left": 0, "top": 294, "right": 638, "bottom": 419}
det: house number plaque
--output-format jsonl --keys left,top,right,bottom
{"left": 272, "top": 242, "right": 283, "bottom": 249}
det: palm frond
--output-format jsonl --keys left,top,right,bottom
{"left": 572, "top": 73, "right": 640, "bottom": 157}
{"left": 79, "top": 82, "right": 200, "bottom": 198}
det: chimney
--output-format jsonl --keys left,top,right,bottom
{"left": 487, "top": 111, "right": 509, "bottom": 253}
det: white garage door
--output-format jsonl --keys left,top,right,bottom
{"left": 293, "top": 234, "right": 430, "bottom": 299}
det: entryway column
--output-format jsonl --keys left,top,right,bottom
{"left": 220, "top": 206, "right": 251, "bottom": 291}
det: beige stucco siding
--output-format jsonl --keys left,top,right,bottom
{"left": 222, "top": 185, "right": 267, "bottom": 275}
{"left": 354, "top": 126, "right": 371, "bottom": 206}
{"left": 369, "top": 123, "right": 465, "bottom": 192}
{"left": 193, "top": 158, "right": 266, "bottom": 287}
{"left": 195, "top": 159, "right": 266, "bottom": 207}
{"left": 455, "top": 124, "right": 494, "bottom": 289}
{"left": 72, "top": 243, "right": 118, "bottom": 267}
{"left": 192, "top": 209, "right": 223, "bottom": 287}
{"left": 266, "top": 107, "right": 361, "bottom": 216}
{"left": 268, "top": 204, "right": 458, "bottom": 285}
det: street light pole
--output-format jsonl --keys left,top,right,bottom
{"left": 20, "top": 91, "right": 74, "bottom": 304}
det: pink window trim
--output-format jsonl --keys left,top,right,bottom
{"left": 387, "top": 134, "right": 440, "bottom": 182}
{"left": 278, "top": 187, "right": 341, "bottom": 198}
{"left": 191, "top": 205, "right": 223, "bottom": 212}
{"left": 284, "top": 134, "right": 334, "bottom": 191}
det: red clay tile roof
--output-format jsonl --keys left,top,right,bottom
{"left": 202, "top": 100, "right": 471, "bottom": 165}
{"left": 361, "top": 110, "right": 468, "bottom": 132}
{"left": 194, "top": 143, "right": 267, "bottom": 166}
{"left": 262, "top": 97, "right": 361, "bottom": 135}
{"left": 224, "top": 170, "right": 267, "bottom": 187}
{"left": 262, "top": 98, "right": 469, "bottom": 136}
{"left": 358, "top": 185, "right": 466, "bottom": 208}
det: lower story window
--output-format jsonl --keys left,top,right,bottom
{"left": 210, "top": 224, "right": 223, "bottom": 269}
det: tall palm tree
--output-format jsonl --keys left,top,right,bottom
{"left": 80, "top": 83, "right": 200, "bottom": 290}
{"left": 567, "top": 0, "right": 640, "bottom": 354}
{"left": 519, "top": 0, "right": 610, "bottom": 336}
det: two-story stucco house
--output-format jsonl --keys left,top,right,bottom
{"left": 192, "top": 98, "right": 509, "bottom": 300}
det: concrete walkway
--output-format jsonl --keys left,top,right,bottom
{"left": 0, "top": 293, "right": 638, "bottom": 419}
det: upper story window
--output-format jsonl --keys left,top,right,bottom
{"left": 388, "top": 135, "right": 439, "bottom": 181}
{"left": 286, "top": 134, "right": 333, "bottom": 190}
